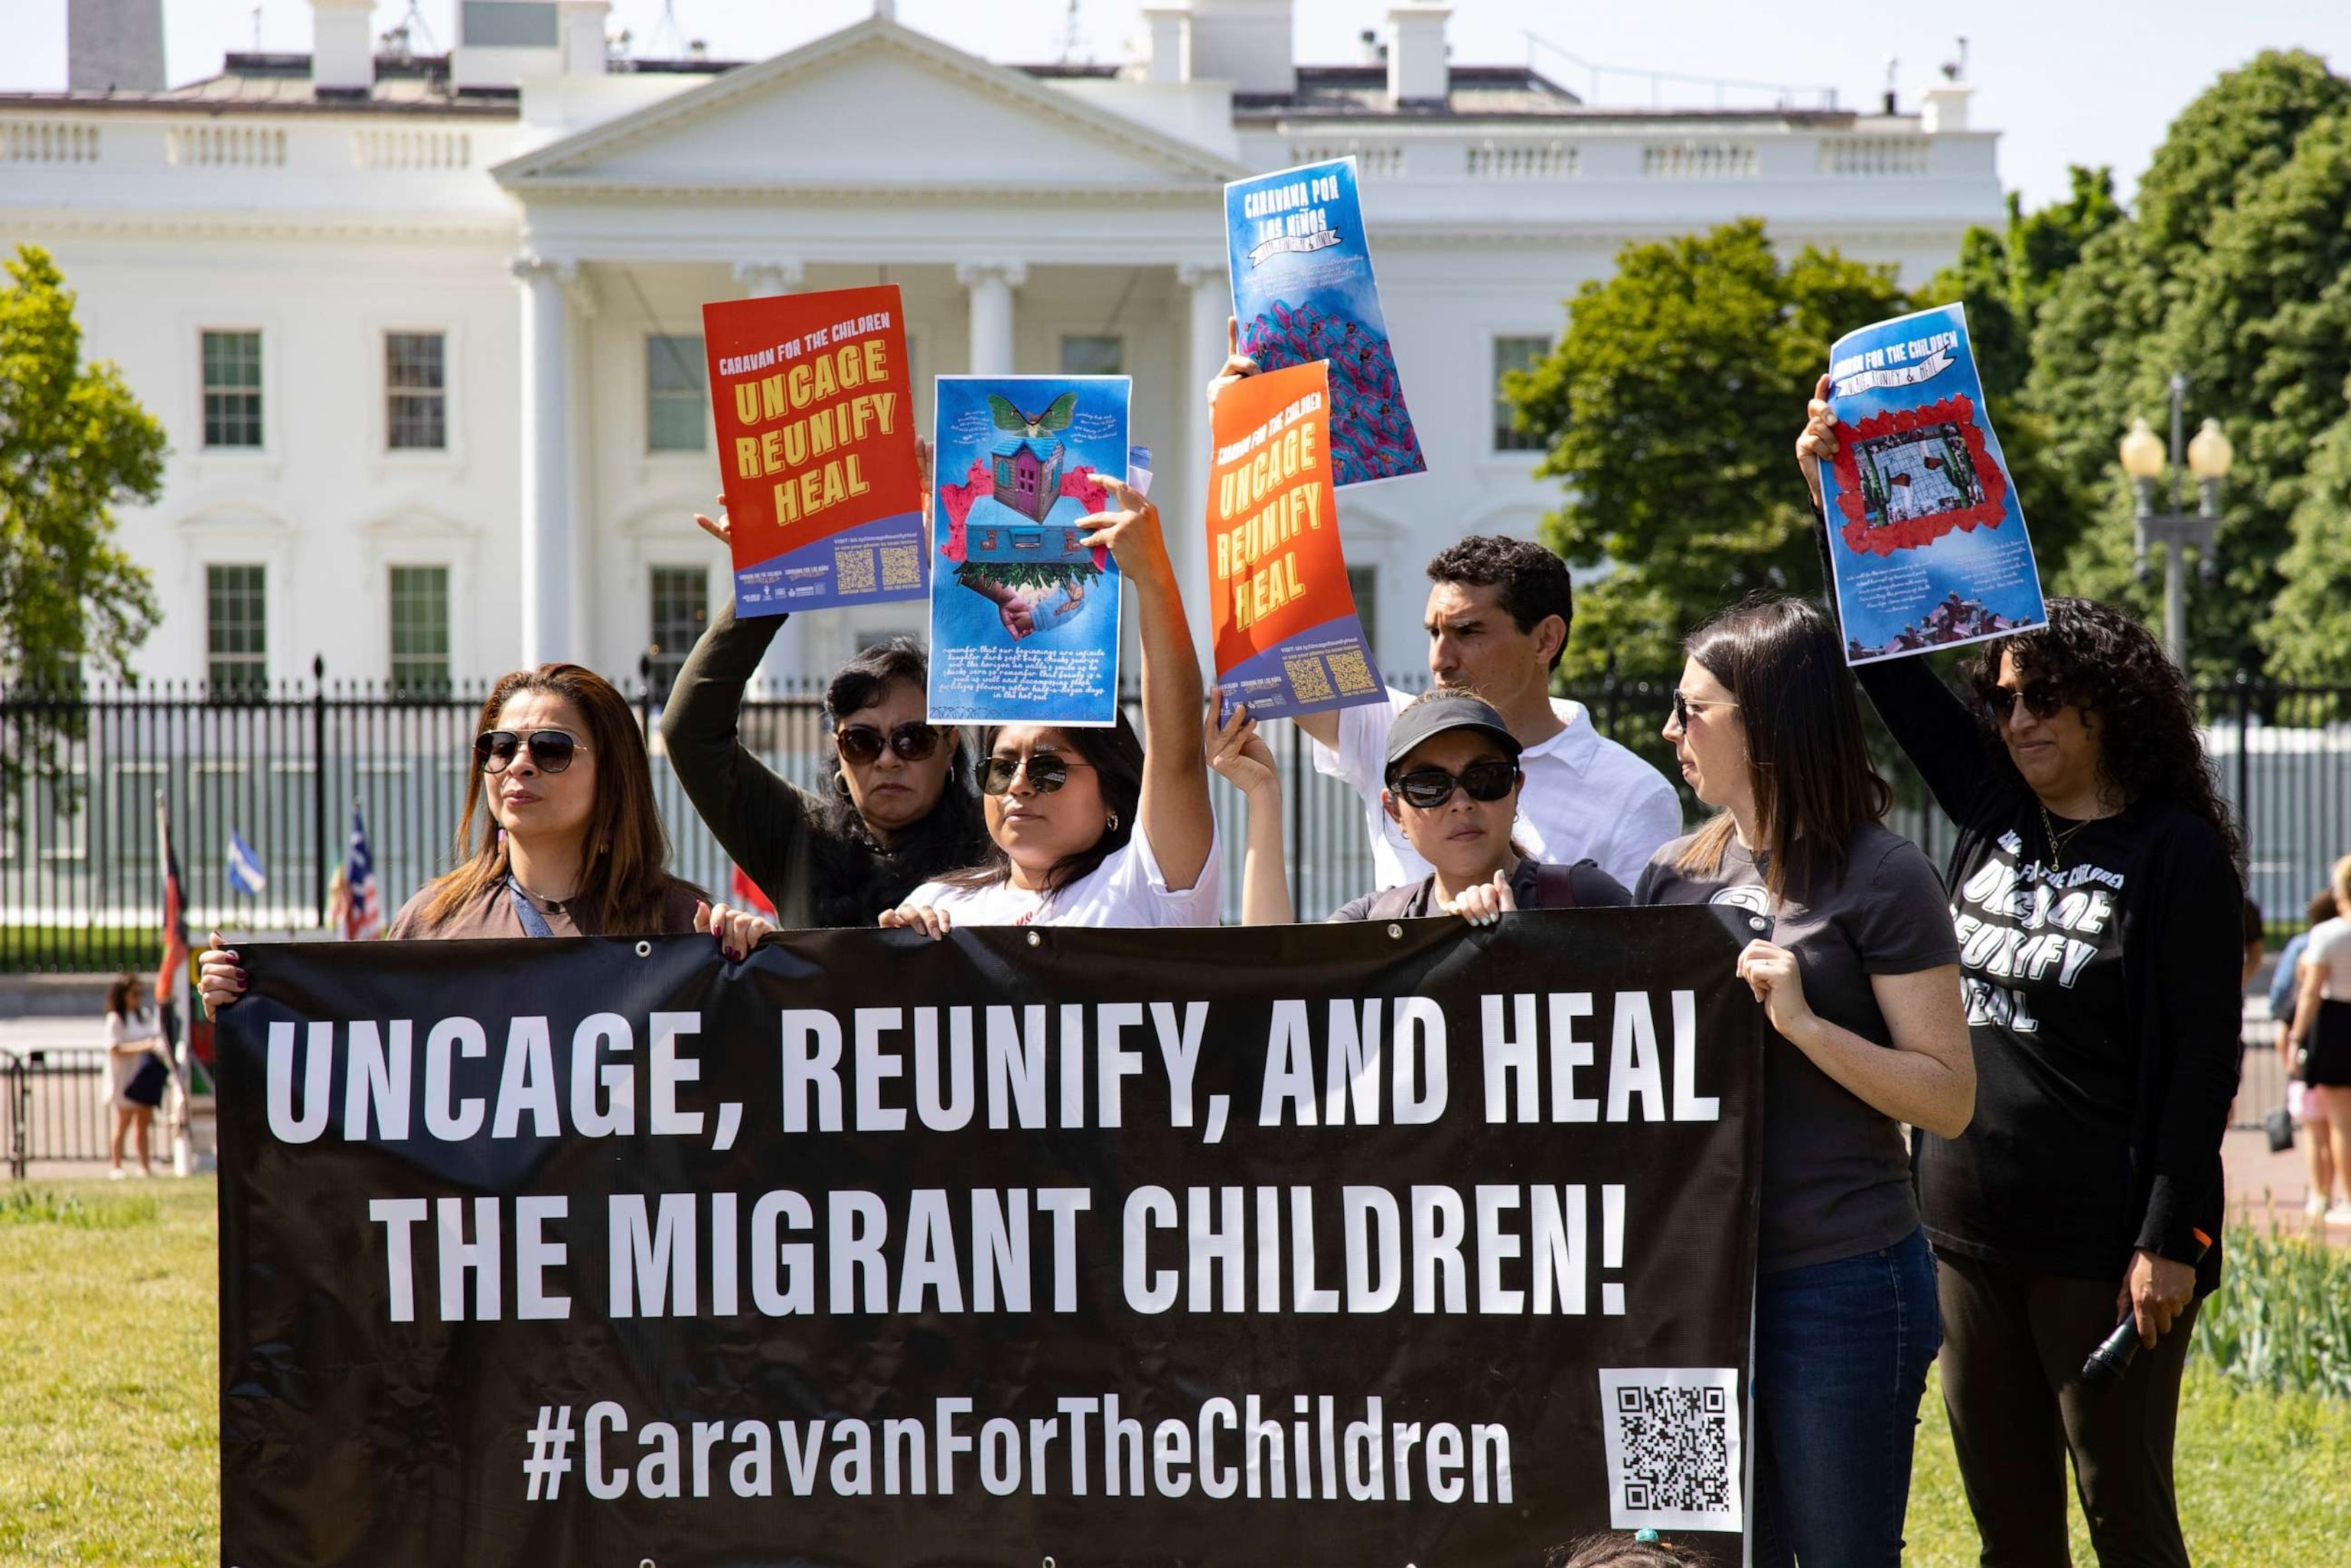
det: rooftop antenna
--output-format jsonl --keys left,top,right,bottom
{"left": 1882, "top": 54, "right": 1899, "bottom": 115}
{"left": 646, "top": 0, "right": 690, "bottom": 60}
{"left": 251, "top": 4, "right": 263, "bottom": 54}
{"left": 383, "top": 0, "right": 439, "bottom": 58}
{"left": 1059, "top": 0, "right": 1089, "bottom": 64}
{"left": 1940, "top": 36, "right": 1970, "bottom": 81}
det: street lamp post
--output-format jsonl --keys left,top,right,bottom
{"left": 2119, "top": 373, "right": 2233, "bottom": 669}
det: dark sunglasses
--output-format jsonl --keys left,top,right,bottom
{"left": 980, "top": 752, "right": 1095, "bottom": 797}
{"left": 835, "top": 721, "right": 942, "bottom": 766}
{"left": 1669, "top": 689, "right": 1740, "bottom": 731}
{"left": 1387, "top": 758, "right": 1520, "bottom": 810}
{"left": 474, "top": 729, "right": 582, "bottom": 774}
{"left": 1980, "top": 679, "right": 2065, "bottom": 726}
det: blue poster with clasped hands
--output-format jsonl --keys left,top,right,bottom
{"left": 1225, "top": 158, "right": 1426, "bottom": 488}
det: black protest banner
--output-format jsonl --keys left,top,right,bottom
{"left": 219, "top": 908, "right": 1766, "bottom": 1566}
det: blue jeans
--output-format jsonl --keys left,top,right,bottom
{"left": 1751, "top": 1227, "right": 1941, "bottom": 1568}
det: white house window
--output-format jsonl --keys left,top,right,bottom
{"left": 1347, "top": 564, "right": 1379, "bottom": 654}
{"left": 389, "top": 565, "right": 451, "bottom": 696}
{"left": 207, "top": 563, "right": 267, "bottom": 695}
{"left": 1492, "top": 334, "right": 1550, "bottom": 453}
{"left": 1060, "top": 334, "right": 1123, "bottom": 376}
{"left": 647, "top": 566, "right": 709, "bottom": 701}
{"left": 201, "top": 330, "right": 263, "bottom": 449}
{"left": 386, "top": 332, "right": 447, "bottom": 451}
{"left": 646, "top": 334, "right": 707, "bottom": 453}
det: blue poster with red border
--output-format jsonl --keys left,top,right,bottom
{"left": 1818, "top": 303, "right": 2047, "bottom": 665}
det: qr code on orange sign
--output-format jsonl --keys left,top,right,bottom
{"left": 1596, "top": 1368, "right": 1743, "bottom": 1532}
{"left": 879, "top": 544, "right": 921, "bottom": 590}
{"left": 1283, "top": 654, "right": 1334, "bottom": 703}
{"left": 1326, "top": 647, "right": 1378, "bottom": 696}
{"left": 835, "top": 548, "right": 877, "bottom": 593}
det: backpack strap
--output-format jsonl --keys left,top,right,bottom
{"left": 1532, "top": 861, "right": 1580, "bottom": 910}
{"left": 1364, "top": 881, "right": 1427, "bottom": 922}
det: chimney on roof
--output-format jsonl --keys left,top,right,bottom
{"left": 310, "top": 0, "right": 376, "bottom": 96}
{"left": 1141, "top": 5, "right": 1192, "bottom": 84}
{"left": 560, "top": 1, "right": 612, "bottom": 77}
{"left": 67, "top": 0, "right": 165, "bottom": 93}
{"left": 1186, "top": 0, "right": 1294, "bottom": 97}
{"left": 1386, "top": 3, "right": 1449, "bottom": 107}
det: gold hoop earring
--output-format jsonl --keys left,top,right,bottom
{"left": 1106, "top": 810, "right": 1120, "bottom": 833}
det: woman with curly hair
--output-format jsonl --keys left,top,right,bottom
{"left": 1802, "top": 386, "right": 2244, "bottom": 1568}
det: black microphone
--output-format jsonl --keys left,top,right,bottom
{"left": 2080, "top": 1228, "right": 2210, "bottom": 1392}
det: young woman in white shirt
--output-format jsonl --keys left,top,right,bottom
{"left": 882, "top": 476, "right": 1221, "bottom": 932}
{"left": 101, "top": 972, "right": 167, "bottom": 1178}
{"left": 2287, "top": 852, "right": 2351, "bottom": 1224}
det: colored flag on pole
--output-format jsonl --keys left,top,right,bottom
{"left": 155, "top": 791, "right": 189, "bottom": 1055}
{"left": 342, "top": 801, "right": 383, "bottom": 940}
{"left": 227, "top": 830, "right": 268, "bottom": 895}
{"left": 729, "top": 863, "right": 777, "bottom": 920}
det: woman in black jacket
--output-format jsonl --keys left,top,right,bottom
{"left": 664, "top": 465, "right": 986, "bottom": 930}
{"left": 1801, "top": 384, "right": 2242, "bottom": 1568}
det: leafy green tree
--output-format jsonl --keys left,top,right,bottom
{"left": 1, "top": 244, "right": 166, "bottom": 801}
{"left": 1509, "top": 220, "right": 1908, "bottom": 682}
{"left": 2263, "top": 409, "right": 2351, "bottom": 683}
{"left": 1923, "top": 167, "right": 2121, "bottom": 403}
{"left": 2026, "top": 52, "right": 2351, "bottom": 679}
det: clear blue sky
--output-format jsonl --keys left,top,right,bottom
{"left": 11, "top": 0, "right": 2349, "bottom": 211}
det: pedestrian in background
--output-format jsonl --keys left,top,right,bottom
{"left": 101, "top": 972, "right": 168, "bottom": 1178}
{"left": 2275, "top": 885, "right": 2343, "bottom": 1218}
{"left": 2285, "top": 853, "right": 2351, "bottom": 1224}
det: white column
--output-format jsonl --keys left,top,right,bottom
{"left": 732, "top": 259, "right": 810, "bottom": 689}
{"left": 513, "top": 257, "right": 575, "bottom": 667}
{"left": 957, "top": 260, "right": 1025, "bottom": 375}
{"left": 1177, "top": 260, "right": 1231, "bottom": 660}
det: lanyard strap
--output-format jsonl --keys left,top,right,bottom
{"left": 506, "top": 875, "right": 558, "bottom": 940}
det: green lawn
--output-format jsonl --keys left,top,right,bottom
{"left": 2, "top": 1178, "right": 2345, "bottom": 1565}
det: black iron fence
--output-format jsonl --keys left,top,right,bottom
{"left": 4, "top": 670, "right": 2347, "bottom": 973}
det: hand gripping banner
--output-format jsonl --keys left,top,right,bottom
{"left": 219, "top": 908, "right": 1766, "bottom": 1566}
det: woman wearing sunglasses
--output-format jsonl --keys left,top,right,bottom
{"left": 666, "top": 456, "right": 987, "bottom": 931}
{"left": 1209, "top": 689, "right": 1628, "bottom": 926}
{"left": 200, "top": 664, "right": 712, "bottom": 1009}
{"left": 880, "top": 477, "right": 1219, "bottom": 933}
{"left": 1799, "top": 387, "right": 2242, "bottom": 1568}
{"left": 1634, "top": 595, "right": 1972, "bottom": 1568}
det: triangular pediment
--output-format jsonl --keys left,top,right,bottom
{"left": 494, "top": 17, "right": 1246, "bottom": 195}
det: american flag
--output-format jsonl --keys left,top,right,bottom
{"left": 342, "top": 800, "right": 383, "bottom": 940}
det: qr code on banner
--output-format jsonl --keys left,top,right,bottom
{"left": 1284, "top": 654, "right": 1334, "bottom": 703}
{"left": 1596, "top": 1368, "right": 1744, "bottom": 1533}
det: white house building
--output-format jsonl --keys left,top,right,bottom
{"left": 2, "top": 0, "right": 2001, "bottom": 696}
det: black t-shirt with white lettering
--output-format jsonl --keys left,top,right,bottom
{"left": 1915, "top": 812, "right": 2137, "bottom": 1280}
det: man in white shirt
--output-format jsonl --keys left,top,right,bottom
{"left": 1293, "top": 534, "right": 1684, "bottom": 892}
{"left": 1205, "top": 318, "right": 1681, "bottom": 891}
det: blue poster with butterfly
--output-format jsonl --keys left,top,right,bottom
{"left": 1225, "top": 157, "right": 1427, "bottom": 488}
{"left": 927, "top": 375, "right": 1131, "bottom": 728}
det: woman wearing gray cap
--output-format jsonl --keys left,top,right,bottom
{"left": 1209, "top": 687, "right": 1629, "bottom": 924}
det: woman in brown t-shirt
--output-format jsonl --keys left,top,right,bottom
{"left": 200, "top": 664, "right": 735, "bottom": 1011}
